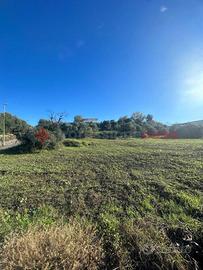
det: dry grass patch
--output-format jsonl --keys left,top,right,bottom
{"left": 0, "top": 220, "right": 103, "bottom": 270}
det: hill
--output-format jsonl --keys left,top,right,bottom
{"left": 0, "top": 138, "right": 202, "bottom": 269}
{"left": 170, "top": 120, "right": 203, "bottom": 139}
{"left": 174, "top": 120, "right": 203, "bottom": 127}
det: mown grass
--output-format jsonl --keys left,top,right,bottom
{"left": 0, "top": 139, "right": 202, "bottom": 269}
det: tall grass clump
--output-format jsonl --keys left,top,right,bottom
{"left": 0, "top": 220, "right": 104, "bottom": 270}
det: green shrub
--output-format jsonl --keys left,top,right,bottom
{"left": 63, "top": 139, "right": 83, "bottom": 147}
{"left": 21, "top": 128, "right": 38, "bottom": 152}
{"left": 21, "top": 128, "right": 59, "bottom": 152}
{"left": 94, "top": 131, "right": 118, "bottom": 139}
{"left": 46, "top": 132, "right": 58, "bottom": 149}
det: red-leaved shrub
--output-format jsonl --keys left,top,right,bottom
{"left": 35, "top": 128, "right": 50, "bottom": 145}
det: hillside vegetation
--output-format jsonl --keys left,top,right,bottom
{"left": 0, "top": 139, "right": 202, "bottom": 269}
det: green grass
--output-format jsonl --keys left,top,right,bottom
{"left": 0, "top": 138, "right": 202, "bottom": 269}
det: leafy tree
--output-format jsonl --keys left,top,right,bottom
{"left": 100, "top": 120, "right": 112, "bottom": 131}
{"left": 0, "top": 113, "right": 30, "bottom": 140}
{"left": 38, "top": 119, "right": 64, "bottom": 141}
{"left": 74, "top": 115, "right": 83, "bottom": 123}
{"left": 146, "top": 114, "right": 154, "bottom": 122}
{"left": 131, "top": 112, "right": 146, "bottom": 124}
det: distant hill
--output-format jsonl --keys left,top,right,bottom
{"left": 174, "top": 120, "right": 203, "bottom": 127}
{"left": 186, "top": 120, "right": 203, "bottom": 126}
{"left": 170, "top": 120, "right": 203, "bottom": 139}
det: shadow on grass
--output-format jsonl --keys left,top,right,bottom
{"left": 0, "top": 144, "right": 32, "bottom": 155}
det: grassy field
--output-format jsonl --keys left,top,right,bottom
{"left": 0, "top": 139, "right": 202, "bottom": 269}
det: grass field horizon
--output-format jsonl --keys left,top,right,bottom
{"left": 0, "top": 138, "right": 202, "bottom": 269}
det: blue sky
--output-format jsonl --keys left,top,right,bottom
{"left": 0, "top": 0, "right": 203, "bottom": 125}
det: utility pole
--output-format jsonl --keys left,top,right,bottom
{"left": 3, "top": 104, "right": 7, "bottom": 146}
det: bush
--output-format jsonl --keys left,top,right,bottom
{"left": 37, "top": 120, "right": 65, "bottom": 141}
{"left": 52, "top": 126, "right": 65, "bottom": 142}
{"left": 35, "top": 128, "right": 50, "bottom": 146}
{"left": 21, "top": 128, "right": 38, "bottom": 151}
{"left": 46, "top": 132, "right": 58, "bottom": 149}
{"left": 22, "top": 128, "right": 59, "bottom": 152}
{"left": 94, "top": 131, "right": 118, "bottom": 139}
{"left": 63, "top": 139, "right": 83, "bottom": 147}
{"left": 0, "top": 220, "right": 104, "bottom": 270}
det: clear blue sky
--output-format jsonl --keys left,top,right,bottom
{"left": 1, "top": 0, "right": 203, "bottom": 125}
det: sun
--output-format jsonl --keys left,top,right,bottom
{"left": 184, "top": 74, "right": 203, "bottom": 103}
{"left": 180, "top": 57, "right": 203, "bottom": 105}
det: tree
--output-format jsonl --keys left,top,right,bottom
{"left": 146, "top": 114, "right": 153, "bottom": 122}
{"left": 118, "top": 116, "right": 129, "bottom": 133}
{"left": 131, "top": 112, "right": 146, "bottom": 124}
{"left": 49, "top": 111, "right": 67, "bottom": 124}
{"left": 100, "top": 121, "right": 112, "bottom": 131}
{"left": 110, "top": 120, "right": 118, "bottom": 130}
{"left": 74, "top": 115, "right": 83, "bottom": 123}
{"left": 0, "top": 113, "right": 30, "bottom": 140}
{"left": 38, "top": 119, "right": 64, "bottom": 142}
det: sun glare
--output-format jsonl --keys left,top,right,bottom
{"left": 180, "top": 58, "right": 203, "bottom": 105}
{"left": 184, "top": 74, "right": 203, "bottom": 103}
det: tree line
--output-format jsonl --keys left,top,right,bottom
{"left": 38, "top": 112, "right": 168, "bottom": 139}
{"left": 0, "top": 112, "right": 203, "bottom": 151}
